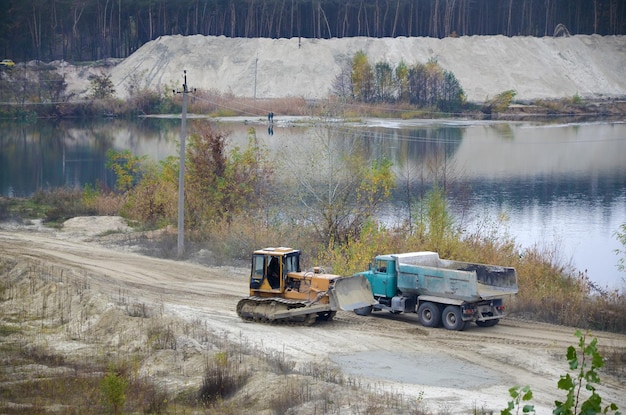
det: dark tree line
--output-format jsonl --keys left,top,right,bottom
{"left": 1, "top": 0, "right": 624, "bottom": 63}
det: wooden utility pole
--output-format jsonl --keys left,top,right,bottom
{"left": 177, "top": 70, "right": 190, "bottom": 258}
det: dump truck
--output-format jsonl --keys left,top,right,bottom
{"left": 353, "top": 252, "right": 518, "bottom": 330}
{"left": 237, "top": 247, "right": 375, "bottom": 325}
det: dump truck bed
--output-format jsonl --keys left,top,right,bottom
{"left": 393, "top": 252, "right": 518, "bottom": 302}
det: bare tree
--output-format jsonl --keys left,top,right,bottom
{"left": 331, "top": 60, "right": 353, "bottom": 100}
{"left": 280, "top": 117, "right": 395, "bottom": 246}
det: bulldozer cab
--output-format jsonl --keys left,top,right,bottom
{"left": 250, "top": 247, "right": 300, "bottom": 293}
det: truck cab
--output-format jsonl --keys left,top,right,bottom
{"left": 359, "top": 255, "right": 398, "bottom": 298}
{"left": 355, "top": 255, "right": 418, "bottom": 315}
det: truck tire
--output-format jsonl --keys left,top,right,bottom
{"left": 417, "top": 302, "right": 441, "bottom": 327}
{"left": 442, "top": 306, "right": 465, "bottom": 331}
{"left": 354, "top": 306, "right": 373, "bottom": 316}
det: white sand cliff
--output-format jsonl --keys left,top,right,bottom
{"left": 107, "top": 34, "right": 626, "bottom": 102}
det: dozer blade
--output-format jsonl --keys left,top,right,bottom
{"left": 331, "top": 275, "right": 376, "bottom": 311}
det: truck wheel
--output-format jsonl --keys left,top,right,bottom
{"left": 417, "top": 302, "right": 441, "bottom": 327}
{"left": 442, "top": 306, "right": 465, "bottom": 331}
{"left": 354, "top": 306, "right": 372, "bottom": 316}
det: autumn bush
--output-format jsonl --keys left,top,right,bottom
{"left": 194, "top": 212, "right": 318, "bottom": 265}
{"left": 31, "top": 188, "right": 96, "bottom": 223}
{"left": 198, "top": 351, "right": 248, "bottom": 406}
{"left": 2, "top": 185, "right": 126, "bottom": 226}
{"left": 482, "top": 89, "right": 517, "bottom": 114}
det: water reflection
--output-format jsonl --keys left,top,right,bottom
{"left": 0, "top": 118, "right": 180, "bottom": 196}
{"left": 1, "top": 118, "right": 624, "bottom": 287}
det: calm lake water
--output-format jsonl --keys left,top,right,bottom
{"left": 1, "top": 117, "right": 625, "bottom": 288}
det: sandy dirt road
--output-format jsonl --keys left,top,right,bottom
{"left": 1, "top": 220, "right": 624, "bottom": 414}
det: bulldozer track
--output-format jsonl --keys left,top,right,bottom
{"left": 236, "top": 296, "right": 325, "bottom": 326}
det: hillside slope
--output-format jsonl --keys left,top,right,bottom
{"left": 109, "top": 34, "right": 626, "bottom": 103}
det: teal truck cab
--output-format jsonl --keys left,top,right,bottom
{"left": 354, "top": 252, "right": 518, "bottom": 330}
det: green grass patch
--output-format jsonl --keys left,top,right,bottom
{"left": 0, "top": 324, "right": 22, "bottom": 337}
{"left": 0, "top": 197, "right": 49, "bottom": 220}
{"left": 209, "top": 108, "right": 240, "bottom": 117}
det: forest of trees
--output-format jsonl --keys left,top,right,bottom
{"left": 1, "top": 0, "right": 624, "bottom": 63}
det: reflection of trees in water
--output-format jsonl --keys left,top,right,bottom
{"left": 356, "top": 126, "right": 469, "bottom": 226}
{"left": 0, "top": 118, "right": 180, "bottom": 197}
{"left": 358, "top": 126, "right": 463, "bottom": 162}
{"left": 1, "top": 120, "right": 65, "bottom": 196}
{"left": 357, "top": 126, "right": 466, "bottom": 197}
{"left": 5, "top": 119, "right": 625, "bottom": 215}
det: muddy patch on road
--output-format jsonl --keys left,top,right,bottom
{"left": 332, "top": 350, "right": 504, "bottom": 388}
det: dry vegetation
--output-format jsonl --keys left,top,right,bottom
{"left": 189, "top": 91, "right": 314, "bottom": 118}
{"left": 0, "top": 257, "right": 432, "bottom": 415}
{"left": 169, "top": 92, "right": 626, "bottom": 121}
{"left": 1, "top": 224, "right": 623, "bottom": 414}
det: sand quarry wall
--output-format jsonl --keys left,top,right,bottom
{"left": 109, "top": 34, "right": 626, "bottom": 103}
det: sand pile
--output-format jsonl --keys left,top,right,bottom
{"left": 109, "top": 34, "right": 626, "bottom": 102}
